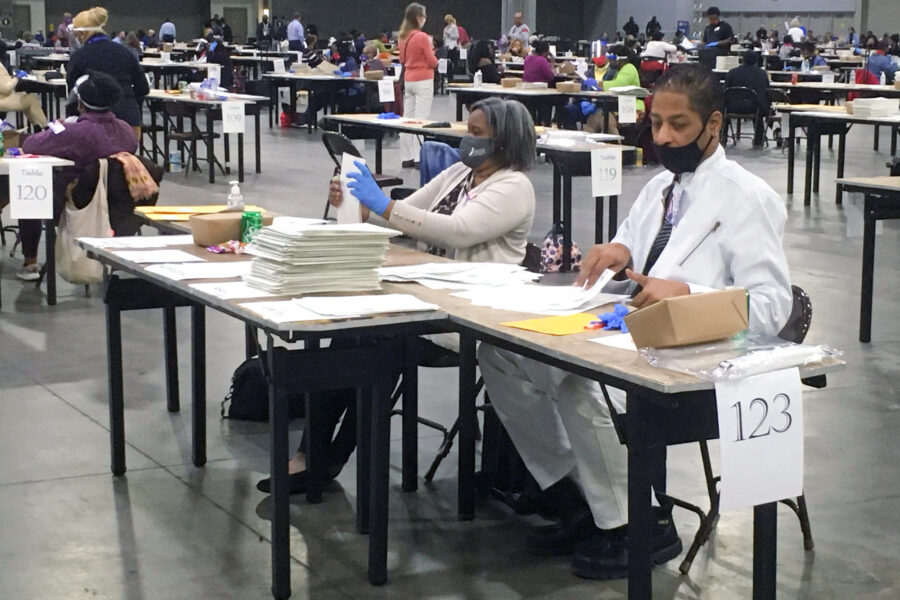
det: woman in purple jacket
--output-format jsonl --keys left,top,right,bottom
{"left": 15, "top": 71, "right": 137, "bottom": 281}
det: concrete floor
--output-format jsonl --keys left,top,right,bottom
{"left": 1, "top": 94, "right": 898, "bottom": 600}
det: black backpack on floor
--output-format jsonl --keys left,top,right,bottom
{"left": 221, "top": 355, "right": 306, "bottom": 422}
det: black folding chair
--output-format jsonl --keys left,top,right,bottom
{"left": 722, "top": 87, "right": 766, "bottom": 146}
{"left": 244, "top": 80, "right": 275, "bottom": 129}
{"left": 320, "top": 131, "right": 403, "bottom": 219}
{"left": 162, "top": 101, "right": 225, "bottom": 181}
{"left": 603, "top": 285, "right": 816, "bottom": 575}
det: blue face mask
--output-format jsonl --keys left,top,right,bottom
{"left": 459, "top": 136, "right": 496, "bottom": 168}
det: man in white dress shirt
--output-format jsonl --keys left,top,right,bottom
{"left": 507, "top": 12, "right": 531, "bottom": 45}
{"left": 478, "top": 63, "right": 793, "bottom": 580}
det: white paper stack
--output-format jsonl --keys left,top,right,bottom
{"left": 851, "top": 97, "right": 900, "bottom": 118}
{"left": 243, "top": 221, "right": 400, "bottom": 295}
{"left": 451, "top": 269, "right": 628, "bottom": 315}
{"left": 379, "top": 262, "right": 540, "bottom": 289}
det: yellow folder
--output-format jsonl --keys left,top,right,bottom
{"left": 501, "top": 312, "right": 598, "bottom": 336}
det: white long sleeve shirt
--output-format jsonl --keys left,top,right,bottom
{"left": 641, "top": 40, "right": 679, "bottom": 61}
{"left": 612, "top": 145, "right": 792, "bottom": 336}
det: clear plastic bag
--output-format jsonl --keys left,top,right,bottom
{"left": 639, "top": 333, "right": 842, "bottom": 381}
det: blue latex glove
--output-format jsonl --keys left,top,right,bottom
{"left": 15, "top": 69, "right": 28, "bottom": 79}
{"left": 376, "top": 112, "right": 399, "bottom": 119}
{"left": 580, "top": 100, "right": 598, "bottom": 116}
{"left": 595, "top": 303, "right": 630, "bottom": 333}
{"left": 705, "top": 41, "right": 719, "bottom": 48}
{"left": 583, "top": 77, "right": 598, "bottom": 90}
{"left": 346, "top": 161, "right": 390, "bottom": 214}
{"left": 209, "top": 41, "right": 218, "bottom": 52}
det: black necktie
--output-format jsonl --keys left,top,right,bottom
{"left": 641, "top": 179, "right": 678, "bottom": 277}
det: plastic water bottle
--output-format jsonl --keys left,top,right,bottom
{"left": 226, "top": 180, "right": 245, "bottom": 211}
{"left": 879, "top": 72, "right": 886, "bottom": 86}
{"left": 849, "top": 70, "right": 856, "bottom": 85}
{"left": 473, "top": 70, "right": 483, "bottom": 87}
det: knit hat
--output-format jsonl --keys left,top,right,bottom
{"left": 72, "top": 7, "right": 108, "bottom": 32}
{"left": 75, "top": 70, "right": 122, "bottom": 111}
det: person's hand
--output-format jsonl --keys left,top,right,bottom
{"left": 583, "top": 77, "right": 598, "bottom": 90}
{"left": 328, "top": 178, "right": 342, "bottom": 207}
{"left": 626, "top": 269, "right": 690, "bottom": 308}
{"left": 346, "top": 161, "right": 391, "bottom": 215}
{"left": 576, "top": 243, "right": 631, "bottom": 287}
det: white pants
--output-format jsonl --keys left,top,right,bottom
{"left": 400, "top": 78, "right": 434, "bottom": 162}
{"left": 477, "top": 344, "right": 630, "bottom": 529}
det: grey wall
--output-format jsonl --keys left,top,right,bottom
{"left": 270, "top": 0, "right": 503, "bottom": 41}
{"left": 43, "top": 0, "right": 210, "bottom": 39}
{"left": 582, "top": 0, "right": 617, "bottom": 40}
{"left": 862, "top": 0, "right": 900, "bottom": 35}
{"left": 536, "top": 0, "right": 584, "bottom": 39}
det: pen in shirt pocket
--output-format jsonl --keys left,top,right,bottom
{"left": 678, "top": 221, "right": 721, "bottom": 267}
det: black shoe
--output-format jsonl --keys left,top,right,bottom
{"left": 571, "top": 509, "right": 683, "bottom": 580}
{"left": 256, "top": 463, "right": 343, "bottom": 495}
{"left": 526, "top": 506, "right": 599, "bottom": 556}
{"left": 526, "top": 477, "right": 597, "bottom": 556}
{"left": 401, "top": 160, "right": 417, "bottom": 169}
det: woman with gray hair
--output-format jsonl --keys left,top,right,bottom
{"left": 256, "top": 97, "right": 538, "bottom": 495}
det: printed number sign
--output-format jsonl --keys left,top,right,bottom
{"left": 160, "top": 51, "right": 171, "bottom": 63}
{"left": 590, "top": 146, "right": 622, "bottom": 197}
{"left": 438, "top": 58, "right": 448, "bottom": 74}
{"left": 378, "top": 79, "right": 395, "bottom": 103}
{"left": 9, "top": 161, "right": 53, "bottom": 219}
{"left": 459, "top": 48, "right": 468, "bottom": 60}
{"left": 617, "top": 95, "right": 637, "bottom": 124}
{"left": 822, "top": 72, "right": 835, "bottom": 84}
{"left": 715, "top": 367, "right": 804, "bottom": 511}
{"left": 273, "top": 59, "right": 286, "bottom": 73}
{"left": 222, "top": 102, "right": 246, "bottom": 134}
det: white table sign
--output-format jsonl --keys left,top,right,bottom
{"left": 9, "top": 160, "right": 54, "bottom": 219}
{"left": 781, "top": 111, "right": 789, "bottom": 136}
{"left": 549, "top": 45, "right": 557, "bottom": 56}
{"left": 222, "top": 101, "right": 246, "bottom": 134}
{"left": 459, "top": 48, "right": 468, "bottom": 60}
{"left": 273, "top": 58, "right": 286, "bottom": 73}
{"left": 160, "top": 52, "right": 171, "bottom": 63}
{"left": 393, "top": 64, "right": 402, "bottom": 78}
{"left": 617, "top": 95, "right": 637, "bottom": 124}
{"left": 438, "top": 58, "right": 448, "bottom": 74}
{"left": 378, "top": 79, "right": 395, "bottom": 103}
{"left": 715, "top": 367, "right": 804, "bottom": 511}
{"left": 822, "top": 72, "right": 835, "bottom": 84}
{"left": 590, "top": 146, "right": 622, "bottom": 197}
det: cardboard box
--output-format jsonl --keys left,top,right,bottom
{"left": 2, "top": 129, "right": 25, "bottom": 150}
{"left": 190, "top": 211, "right": 274, "bottom": 246}
{"left": 501, "top": 77, "right": 522, "bottom": 88}
{"left": 364, "top": 70, "right": 384, "bottom": 80}
{"left": 624, "top": 288, "right": 749, "bottom": 349}
{"left": 557, "top": 61, "right": 576, "bottom": 75}
{"left": 555, "top": 81, "right": 581, "bottom": 93}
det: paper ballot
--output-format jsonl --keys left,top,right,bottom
{"left": 338, "top": 153, "right": 364, "bottom": 224}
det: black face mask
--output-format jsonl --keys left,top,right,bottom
{"left": 653, "top": 121, "right": 715, "bottom": 175}
{"left": 459, "top": 135, "right": 496, "bottom": 168}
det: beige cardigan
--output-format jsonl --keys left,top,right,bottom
{"left": 386, "top": 162, "right": 535, "bottom": 264}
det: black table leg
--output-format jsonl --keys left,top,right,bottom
{"left": 368, "top": 358, "right": 393, "bottom": 585}
{"left": 752, "top": 502, "right": 778, "bottom": 600}
{"left": 207, "top": 112, "right": 215, "bottom": 184}
{"left": 609, "top": 195, "right": 618, "bottom": 241}
{"left": 836, "top": 131, "right": 846, "bottom": 205}
{"left": 552, "top": 163, "right": 561, "bottom": 224}
{"left": 892, "top": 125, "right": 898, "bottom": 157}
{"left": 163, "top": 305, "right": 180, "bottom": 412}
{"left": 804, "top": 133, "right": 814, "bottom": 207}
{"left": 562, "top": 175, "right": 573, "bottom": 272}
{"left": 457, "top": 331, "right": 477, "bottom": 521}
{"left": 244, "top": 324, "right": 257, "bottom": 360}
{"left": 356, "top": 386, "right": 372, "bottom": 534}
{"left": 191, "top": 305, "right": 206, "bottom": 467}
{"left": 594, "top": 196, "right": 605, "bottom": 244}
{"left": 224, "top": 133, "right": 231, "bottom": 174}
{"left": 238, "top": 132, "right": 245, "bottom": 183}
{"left": 266, "top": 335, "right": 292, "bottom": 600}
{"left": 106, "top": 300, "right": 126, "bottom": 476}
{"left": 44, "top": 219, "right": 56, "bottom": 305}
{"left": 401, "top": 336, "right": 418, "bottom": 493}
{"left": 787, "top": 119, "right": 795, "bottom": 195}
{"left": 873, "top": 125, "right": 879, "bottom": 151}
{"left": 151, "top": 106, "right": 160, "bottom": 164}
{"left": 455, "top": 95, "right": 463, "bottom": 121}
{"left": 255, "top": 112, "right": 262, "bottom": 173}
{"left": 375, "top": 136, "right": 383, "bottom": 174}
{"left": 859, "top": 194, "right": 875, "bottom": 343}
{"left": 626, "top": 391, "right": 655, "bottom": 600}
{"left": 813, "top": 134, "right": 821, "bottom": 194}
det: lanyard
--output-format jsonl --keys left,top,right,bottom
{"left": 87, "top": 34, "right": 108, "bottom": 44}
